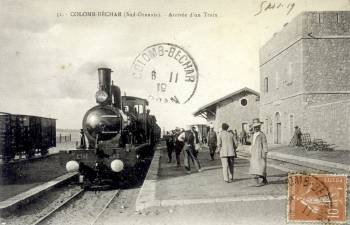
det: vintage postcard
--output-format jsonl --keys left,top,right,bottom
{"left": 0, "top": 0, "right": 349, "bottom": 224}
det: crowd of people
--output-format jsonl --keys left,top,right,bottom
{"left": 164, "top": 118, "right": 270, "bottom": 187}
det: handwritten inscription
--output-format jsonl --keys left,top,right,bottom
{"left": 254, "top": 1, "right": 295, "bottom": 16}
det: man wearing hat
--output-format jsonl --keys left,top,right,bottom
{"left": 249, "top": 118, "right": 268, "bottom": 187}
{"left": 178, "top": 125, "right": 202, "bottom": 173}
{"left": 207, "top": 125, "right": 217, "bottom": 160}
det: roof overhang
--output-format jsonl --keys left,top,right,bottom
{"left": 193, "top": 87, "right": 260, "bottom": 118}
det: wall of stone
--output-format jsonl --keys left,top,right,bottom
{"left": 260, "top": 11, "right": 350, "bottom": 65}
{"left": 260, "top": 95, "right": 307, "bottom": 145}
{"left": 260, "top": 40, "right": 304, "bottom": 104}
{"left": 259, "top": 11, "right": 350, "bottom": 150}
{"left": 305, "top": 93, "right": 350, "bottom": 105}
{"left": 260, "top": 13, "right": 303, "bottom": 65}
{"left": 303, "top": 39, "right": 350, "bottom": 92}
{"left": 214, "top": 92, "right": 259, "bottom": 133}
{"left": 305, "top": 100, "right": 350, "bottom": 150}
{"left": 302, "top": 11, "right": 350, "bottom": 37}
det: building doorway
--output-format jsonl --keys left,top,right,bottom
{"left": 275, "top": 112, "right": 281, "bottom": 144}
{"left": 242, "top": 123, "right": 248, "bottom": 133}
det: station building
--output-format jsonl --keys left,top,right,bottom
{"left": 193, "top": 87, "right": 260, "bottom": 134}
{"left": 259, "top": 11, "right": 350, "bottom": 149}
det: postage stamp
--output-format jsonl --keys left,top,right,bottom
{"left": 287, "top": 173, "right": 347, "bottom": 223}
{"left": 131, "top": 43, "right": 199, "bottom": 104}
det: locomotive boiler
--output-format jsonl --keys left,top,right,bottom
{"left": 62, "top": 68, "right": 160, "bottom": 190}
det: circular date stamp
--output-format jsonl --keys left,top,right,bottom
{"left": 131, "top": 43, "right": 199, "bottom": 104}
{"left": 287, "top": 173, "right": 347, "bottom": 223}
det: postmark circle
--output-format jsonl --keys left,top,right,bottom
{"left": 131, "top": 43, "right": 199, "bottom": 104}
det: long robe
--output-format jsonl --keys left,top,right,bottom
{"left": 249, "top": 131, "right": 268, "bottom": 176}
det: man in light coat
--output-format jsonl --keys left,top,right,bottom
{"left": 249, "top": 118, "right": 268, "bottom": 187}
{"left": 217, "top": 123, "right": 237, "bottom": 183}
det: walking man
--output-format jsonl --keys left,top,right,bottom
{"left": 217, "top": 123, "right": 237, "bottom": 183}
{"left": 241, "top": 129, "right": 247, "bottom": 145}
{"left": 295, "top": 126, "right": 302, "bottom": 146}
{"left": 174, "top": 128, "right": 185, "bottom": 167}
{"left": 207, "top": 125, "right": 217, "bottom": 160}
{"left": 165, "top": 132, "right": 174, "bottom": 163}
{"left": 178, "top": 125, "right": 202, "bottom": 173}
{"left": 249, "top": 118, "right": 268, "bottom": 187}
{"left": 191, "top": 126, "right": 200, "bottom": 157}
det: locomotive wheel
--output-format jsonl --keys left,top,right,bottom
{"left": 26, "top": 149, "right": 35, "bottom": 159}
{"left": 40, "top": 148, "right": 48, "bottom": 156}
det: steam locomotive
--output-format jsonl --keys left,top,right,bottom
{"left": 62, "top": 68, "right": 160, "bottom": 190}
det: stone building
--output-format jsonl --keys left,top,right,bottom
{"left": 193, "top": 87, "right": 260, "bottom": 134}
{"left": 259, "top": 11, "right": 350, "bottom": 149}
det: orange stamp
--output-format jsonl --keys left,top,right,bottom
{"left": 288, "top": 173, "right": 347, "bottom": 223}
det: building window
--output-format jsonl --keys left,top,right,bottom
{"left": 240, "top": 98, "right": 248, "bottom": 106}
{"left": 275, "top": 112, "right": 281, "bottom": 144}
{"left": 265, "top": 118, "right": 269, "bottom": 134}
{"left": 264, "top": 77, "right": 268, "bottom": 92}
{"left": 337, "top": 13, "right": 341, "bottom": 23}
{"left": 275, "top": 72, "right": 279, "bottom": 89}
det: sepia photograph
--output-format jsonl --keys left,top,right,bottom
{"left": 0, "top": 0, "right": 349, "bottom": 224}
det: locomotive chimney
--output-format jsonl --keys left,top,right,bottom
{"left": 97, "top": 68, "right": 112, "bottom": 104}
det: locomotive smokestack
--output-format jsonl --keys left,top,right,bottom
{"left": 96, "top": 68, "right": 112, "bottom": 104}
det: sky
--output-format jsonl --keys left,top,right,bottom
{"left": 0, "top": 0, "right": 349, "bottom": 130}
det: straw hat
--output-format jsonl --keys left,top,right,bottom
{"left": 251, "top": 118, "right": 263, "bottom": 127}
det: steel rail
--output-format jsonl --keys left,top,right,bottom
{"left": 90, "top": 189, "right": 120, "bottom": 225}
{"left": 31, "top": 188, "right": 85, "bottom": 225}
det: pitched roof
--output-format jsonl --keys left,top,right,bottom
{"left": 193, "top": 87, "right": 259, "bottom": 116}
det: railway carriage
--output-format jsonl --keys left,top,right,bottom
{"left": 0, "top": 113, "right": 56, "bottom": 162}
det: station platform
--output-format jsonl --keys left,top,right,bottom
{"left": 0, "top": 172, "right": 77, "bottom": 215}
{"left": 136, "top": 143, "right": 350, "bottom": 210}
{"left": 136, "top": 144, "right": 288, "bottom": 211}
{"left": 239, "top": 145, "right": 350, "bottom": 174}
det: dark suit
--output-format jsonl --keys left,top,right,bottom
{"left": 183, "top": 130, "right": 201, "bottom": 172}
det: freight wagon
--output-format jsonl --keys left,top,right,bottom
{"left": 0, "top": 112, "right": 56, "bottom": 162}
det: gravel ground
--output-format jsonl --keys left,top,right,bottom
{"left": 0, "top": 184, "right": 81, "bottom": 225}
{"left": 43, "top": 190, "right": 119, "bottom": 225}
{"left": 96, "top": 188, "right": 141, "bottom": 225}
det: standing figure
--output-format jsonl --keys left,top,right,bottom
{"left": 191, "top": 126, "right": 200, "bottom": 156}
{"left": 174, "top": 128, "right": 185, "bottom": 167}
{"left": 207, "top": 125, "right": 217, "bottom": 160}
{"left": 249, "top": 118, "right": 268, "bottom": 187}
{"left": 295, "top": 126, "right": 302, "bottom": 146}
{"left": 233, "top": 130, "right": 239, "bottom": 145}
{"left": 165, "top": 132, "right": 174, "bottom": 163}
{"left": 79, "top": 129, "right": 86, "bottom": 150}
{"left": 217, "top": 123, "right": 237, "bottom": 183}
{"left": 241, "top": 129, "right": 247, "bottom": 145}
{"left": 179, "top": 125, "right": 202, "bottom": 173}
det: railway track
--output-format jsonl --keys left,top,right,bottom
{"left": 31, "top": 189, "right": 120, "bottom": 225}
